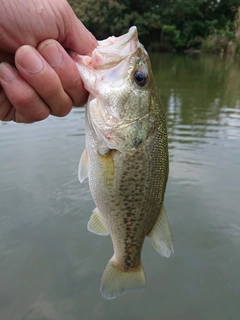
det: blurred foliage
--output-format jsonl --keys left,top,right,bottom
{"left": 68, "top": 0, "right": 240, "bottom": 53}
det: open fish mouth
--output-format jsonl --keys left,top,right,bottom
{"left": 92, "top": 26, "right": 141, "bottom": 69}
{"left": 70, "top": 26, "right": 143, "bottom": 79}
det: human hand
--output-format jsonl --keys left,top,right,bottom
{"left": 0, "top": 0, "right": 97, "bottom": 123}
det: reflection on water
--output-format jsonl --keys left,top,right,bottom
{"left": 0, "top": 54, "right": 240, "bottom": 320}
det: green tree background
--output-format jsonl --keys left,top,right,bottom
{"left": 68, "top": 0, "right": 240, "bottom": 53}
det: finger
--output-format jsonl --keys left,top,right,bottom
{"left": 0, "top": 86, "right": 14, "bottom": 121}
{"left": 63, "top": 15, "right": 98, "bottom": 56}
{"left": 0, "top": 49, "right": 15, "bottom": 64}
{"left": 37, "top": 39, "right": 88, "bottom": 107}
{"left": 15, "top": 45, "right": 73, "bottom": 117}
{"left": 0, "top": 62, "right": 50, "bottom": 123}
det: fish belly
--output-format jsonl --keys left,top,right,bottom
{"left": 88, "top": 128, "right": 168, "bottom": 268}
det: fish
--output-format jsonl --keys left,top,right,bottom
{"left": 71, "top": 26, "right": 173, "bottom": 300}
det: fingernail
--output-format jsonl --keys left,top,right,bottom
{"left": 41, "top": 42, "right": 63, "bottom": 68}
{"left": 0, "top": 62, "right": 18, "bottom": 82}
{"left": 18, "top": 47, "right": 44, "bottom": 73}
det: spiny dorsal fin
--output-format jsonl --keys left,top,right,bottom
{"left": 87, "top": 207, "right": 109, "bottom": 236}
{"left": 148, "top": 204, "right": 174, "bottom": 258}
{"left": 78, "top": 148, "right": 88, "bottom": 183}
{"left": 100, "top": 258, "right": 145, "bottom": 300}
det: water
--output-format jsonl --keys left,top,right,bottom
{"left": 0, "top": 53, "right": 240, "bottom": 320}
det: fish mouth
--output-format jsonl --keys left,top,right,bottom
{"left": 70, "top": 26, "right": 141, "bottom": 71}
{"left": 98, "top": 26, "right": 137, "bottom": 48}
{"left": 93, "top": 26, "right": 139, "bottom": 69}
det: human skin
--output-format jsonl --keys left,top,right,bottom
{"left": 0, "top": 0, "right": 97, "bottom": 123}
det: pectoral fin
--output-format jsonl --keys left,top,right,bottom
{"left": 78, "top": 148, "right": 88, "bottom": 183}
{"left": 148, "top": 204, "right": 174, "bottom": 258}
{"left": 87, "top": 208, "right": 109, "bottom": 236}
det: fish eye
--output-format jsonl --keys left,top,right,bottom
{"left": 134, "top": 70, "right": 147, "bottom": 87}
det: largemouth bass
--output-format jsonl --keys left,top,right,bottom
{"left": 72, "top": 26, "right": 173, "bottom": 300}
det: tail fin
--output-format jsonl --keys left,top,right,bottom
{"left": 100, "top": 258, "right": 145, "bottom": 300}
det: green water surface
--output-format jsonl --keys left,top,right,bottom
{"left": 0, "top": 53, "right": 240, "bottom": 320}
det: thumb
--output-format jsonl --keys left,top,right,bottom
{"left": 63, "top": 14, "right": 98, "bottom": 56}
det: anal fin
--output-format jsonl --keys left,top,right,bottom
{"left": 148, "top": 204, "right": 174, "bottom": 258}
{"left": 87, "top": 208, "right": 109, "bottom": 236}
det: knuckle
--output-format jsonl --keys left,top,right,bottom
{"left": 72, "top": 87, "right": 88, "bottom": 107}
{"left": 40, "top": 83, "right": 60, "bottom": 100}
{"left": 12, "top": 86, "right": 38, "bottom": 107}
{"left": 51, "top": 97, "right": 72, "bottom": 117}
{"left": 10, "top": 87, "right": 49, "bottom": 123}
{"left": 0, "top": 89, "right": 13, "bottom": 121}
{"left": 66, "top": 71, "right": 81, "bottom": 90}
{"left": 61, "top": 74, "right": 88, "bottom": 106}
